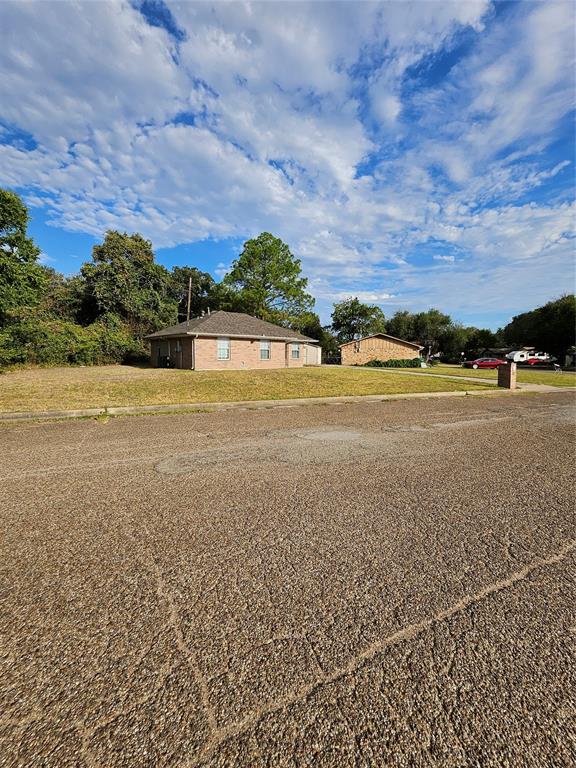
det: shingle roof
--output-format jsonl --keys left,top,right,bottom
{"left": 146, "top": 311, "right": 317, "bottom": 342}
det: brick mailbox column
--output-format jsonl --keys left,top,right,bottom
{"left": 498, "top": 361, "right": 517, "bottom": 389}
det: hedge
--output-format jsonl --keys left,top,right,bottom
{"left": 363, "top": 358, "right": 424, "bottom": 368}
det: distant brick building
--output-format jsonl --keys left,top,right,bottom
{"left": 147, "top": 311, "right": 320, "bottom": 370}
{"left": 340, "top": 333, "right": 423, "bottom": 366}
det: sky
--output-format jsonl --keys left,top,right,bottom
{"left": 1, "top": 0, "right": 575, "bottom": 330}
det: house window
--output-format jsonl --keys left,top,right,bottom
{"left": 260, "top": 340, "right": 271, "bottom": 360}
{"left": 291, "top": 342, "right": 301, "bottom": 360}
{"left": 217, "top": 337, "right": 230, "bottom": 360}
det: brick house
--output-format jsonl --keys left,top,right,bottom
{"left": 147, "top": 311, "right": 320, "bottom": 370}
{"left": 340, "top": 333, "right": 423, "bottom": 366}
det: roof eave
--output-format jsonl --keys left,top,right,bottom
{"left": 147, "top": 331, "right": 317, "bottom": 343}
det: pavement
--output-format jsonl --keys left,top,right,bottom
{"left": 1, "top": 391, "right": 575, "bottom": 767}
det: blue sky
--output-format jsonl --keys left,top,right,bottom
{"left": 1, "top": 0, "right": 574, "bottom": 329}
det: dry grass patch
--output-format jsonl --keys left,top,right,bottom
{"left": 0, "top": 364, "right": 493, "bottom": 413}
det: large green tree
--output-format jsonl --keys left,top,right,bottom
{"left": 412, "top": 309, "right": 452, "bottom": 354}
{"left": 387, "top": 310, "right": 416, "bottom": 341}
{"left": 290, "top": 311, "right": 338, "bottom": 357}
{"left": 0, "top": 189, "right": 48, "bottom": 322}
{"left": 81, "top": 231, "right": 177, "bottom": 336}
{"left": 331, "top": 297, "right": 386, "bottom": 343}
{"left": 388, "top": 308, "right": 468, "bottom": 359}
{"left": 502, "top": 295, "right": 576, "bottom": 358}
{"left": 223, "top": 232, "right": 314, "bottom": 323}
{"left": 39, "top": 269, "right": 88, "bottom": 323}
{"left": 387, "top": 308, "right": 452, "bottom": 348}
{"left": 462, "top": 327, "right": 500, "bottom": 359}
{"left": 436, "top": 324, "right": 469, "bottom": 362}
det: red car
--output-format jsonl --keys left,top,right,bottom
{"left": 463, "top": 357, "right": 507, "bottom": 369}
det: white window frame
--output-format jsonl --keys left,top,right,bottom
{"left": 217, "top": 337, "right": 230, "bottom": 360}
{"left": 260, "top": 340, "right": 271, "bottom": 360}
{"left": 291, "top": 342, "right": 301, "bottom": 360}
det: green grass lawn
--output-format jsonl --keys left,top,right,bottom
{"left": 417, "top": 364, "right": 576, "bottom": 388}
{"left": 0, "top": 364, "right": 494, "bottom": 413}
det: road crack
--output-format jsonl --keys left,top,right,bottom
{"left": 118, "top": 518, "right": 218, "bottom": 744}
{"left": 148, "top": 559, "right": 218, "bottom": 736}
{"left": 192, "top": 539, "right": 576, "bottom": 765}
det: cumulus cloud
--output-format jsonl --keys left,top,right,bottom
{"left": 333, "top": 291, "right": 396, "bottom": 302}
{"left": 0, "top": 0, "right": 573, "bottom": 324}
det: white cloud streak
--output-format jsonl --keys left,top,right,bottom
{"left": 0, "top": 0, "right": 573, "bottom": 325}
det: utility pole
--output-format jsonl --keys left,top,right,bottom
{"left": 186, "top": 276, "right": 192, "bottom": 322}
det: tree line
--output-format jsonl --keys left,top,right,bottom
{"left": 1, "top": 188, "right": 574, "bottom": 367}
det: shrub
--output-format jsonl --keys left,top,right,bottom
{"left": 0, "top": 313, "right": 148, "bottom": 367}
{"left": 0, "top": 317, "right": 92, "bottom": 366}
{"left": 363, "top": 357, "right": 423, "bottom": 368}
{"left": 91, "top": 315, "right": 148, "bottom": 364}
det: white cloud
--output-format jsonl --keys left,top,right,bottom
{"left": 0, "top": 1, "right": 185, "bottom": 149}
{"left": 409, "top": 1, "right": 575, "bottom": 181}
{"left": 332, "top": 291, "right": 396, "bottom": 302}
{"left": 0, "top": 0, "right": 573, "bottom": 326}
{"left": 214, "top": 262, "right": 231, "bottom": 279}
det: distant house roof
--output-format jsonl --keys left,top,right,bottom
{"left": 339, "top": 333, "right": 423, "bottom": 350}
{"left": 146, "top": 311, "right": 317, "bottom": 342}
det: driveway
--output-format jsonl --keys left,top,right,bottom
{"left": 1, "top": 392, "right": 575, "bottom": 766}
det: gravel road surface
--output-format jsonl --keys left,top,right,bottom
{"left": 1, "top": 392, "right": 575, "bottom": 767}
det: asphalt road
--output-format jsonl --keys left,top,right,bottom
{"left": 1, "top": 392, "right": 575, "bottom": 767}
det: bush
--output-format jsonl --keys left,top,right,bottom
{"left": 91, "top": 315, "right": 148, "bottom": 364}
{"left": 0, "top": 317, "right": 92, "bottom": 366}
{"left": 0, "top": 313, "right": 147, "bottom": 367}
{"left": 363, "top": 357, "right": 423, "bottom": 368}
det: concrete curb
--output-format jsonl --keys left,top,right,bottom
{"left": 0, "top": 386, "right": 545, "bottom": 423}
{"left": 0, "top": 407, "right": 107, "bottom": 421}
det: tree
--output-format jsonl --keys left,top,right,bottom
{"left": 81, "top": 231, "right": 177, "bottom": 336}
{"left": 463, "top": 327, "right": 499, "bottom": 360}
{"left": 223, "top": 232, "right": 314, "bottom": 324}
{"left": 331, "top": 297, "right": 386, "bottom": 343}
{"left": 290, "top": 311, "right": 338, "bottom": 358}
{"left": 437, "top": 324, "right": 469, "bottom": 362}
{"left": 503, "top": 295, "right": 576, "bottom": 359}
{"left": 385, "top": 308, "right": 503, "bottom": 361}
{"left": 412, "top": 309, "right": 452, "bottom": 357}
{"left": 289, "top": 311, "right": 322, "bottom": 340}
{"left": 0, "top": 188, "right": 48, "bottom": 322}
{"left": 387, "top": 310, "right": 416, "bottom": 341}
{"left": 169, "top": 266, "right": 217, "bottom": 322}
{"left": 39, "top": 269, "right": 88, "bottom": 323}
